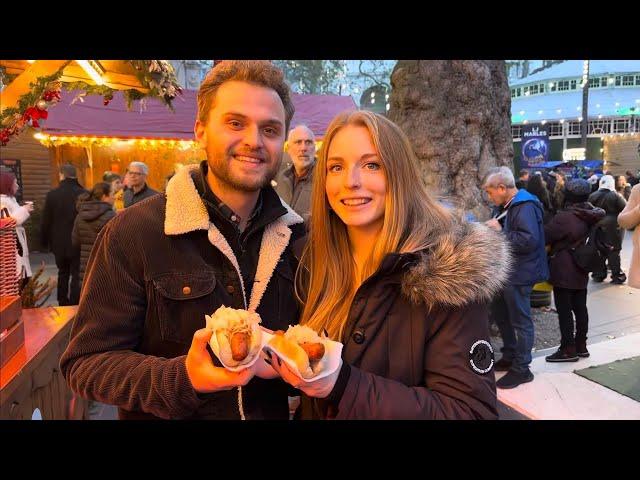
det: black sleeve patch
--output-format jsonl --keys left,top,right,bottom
{"left": 469, "top": 340, "right": 495, "bottom": 375}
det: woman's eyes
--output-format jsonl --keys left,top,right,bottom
{"left": 328, "top": 162, "right": 381, "bottom": 173}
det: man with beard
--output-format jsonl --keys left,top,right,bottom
{"left": 60, "top": 61, "right": 305, "bottom": 419}
{"left": 274, "top": 125, "right": 317, "bottom": 225}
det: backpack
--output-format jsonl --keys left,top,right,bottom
{"left": 569, "top": 223, "right": 611, "bottom": 273}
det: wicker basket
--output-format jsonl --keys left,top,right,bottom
{"left": 0, "top": 216, "right": 19, "bottom": 297}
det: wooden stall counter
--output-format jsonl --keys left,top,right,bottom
{"left": 0, "top": 305, "right": 87, "bottom": 420}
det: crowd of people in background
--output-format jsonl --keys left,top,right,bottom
{"left": 486, "top": 164, "right": 639, "bottom": 379}
{"left": 13, "top": 161, "right": 163, "bottom": 302}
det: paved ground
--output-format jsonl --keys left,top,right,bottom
{"left": 491, "top": 232, "right": 639, "bottom": 359}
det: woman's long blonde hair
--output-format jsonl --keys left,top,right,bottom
{"left": 297, "top": 110, "right": 453, "bottom": 341}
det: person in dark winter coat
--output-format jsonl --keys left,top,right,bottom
{"left": 544, "top": 179, "right": 605, "bottom": 362}
{"left": 60, "top": 61, "right": 305, "bottom": 420}
{"left": 484, "top": 167, "right": 549, "bottom": 389}
{"left": 71, "top": 182, "right": 116, "bottom": 288}
{"left": 527, "top": 173, "right": 554, "bottom": 223}
{"left": 589, "top": 174, "right": 627, "bottom": 284}
{"left": 41, "top": 164, "right": 88, "bottom": 305}
{"left": 267, "top": 111, "right": 511, "bottom": 420}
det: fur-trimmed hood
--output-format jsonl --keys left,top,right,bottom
{"left": 401, "top": 221, "right": 512, "bottom": 308}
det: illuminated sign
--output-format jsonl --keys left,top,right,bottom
{"left": 563, "top": 148, "right": 586, "bottom": 161}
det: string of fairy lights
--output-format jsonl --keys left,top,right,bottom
{"left": 33, "top": 132, "right": 201, "bottom": 151}
{"left": 32, "top": 132, "right": 325, "bottom": 152}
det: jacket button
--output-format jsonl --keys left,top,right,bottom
{"left": 226, "top": 285, "right": 235, "bottom": 294}
{"left": 182, "top": 286, "right": 191, "bottom": 295}
{"left": 352, "top": 329, "right": 365, "bottom": 344}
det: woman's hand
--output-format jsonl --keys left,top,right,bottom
{"left": 254, "top": 350, "right": 279, "bottom": 379}
{"left": 265, "top": 349, "right": 342, "bottom": 398}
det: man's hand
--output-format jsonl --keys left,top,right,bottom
{"left": 185, "top": 328, "right": 256, "bottom": 393}
{"left": 485, "top": 218, "right": 502, "bottom": 232}
{"left": 267, "top": 351, "right": 342, "bottom": 399}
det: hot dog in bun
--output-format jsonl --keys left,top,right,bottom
{"left": 206, "top": 306, "right": 262, "bottom": 368}
{"left": 268, "top": 325, "right": 327, "bottom": 379}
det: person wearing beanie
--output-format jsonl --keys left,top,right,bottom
{"left": 589, "top": 174, "right": 628, "bottom": 283}
{"left": 0, "top": 171, "right": 34, "bottom": 285}
{"left": 544, "top": 179, "right": 606, "bottom": 361}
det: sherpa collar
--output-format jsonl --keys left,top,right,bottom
{"left": 164, "top": 163, "right": 303, "bottom": 312}
{"left": 164, "top": 163, "right": 303, "bottom": 235}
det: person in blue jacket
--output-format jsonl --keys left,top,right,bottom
{"left": 483, "top": 166, "right": 549, "bottom": 389}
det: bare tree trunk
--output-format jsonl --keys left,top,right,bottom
{"left": 388, "top": 60, "right": 514, "bottom": 220}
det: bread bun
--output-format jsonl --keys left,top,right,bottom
{"left": 268, "top": 333, "right": 314, "bottom": 379}
{"left": 216, "top": 329, "right": 236, "bottom": 366}
{"left": 206, "top": 306, "right": 263, "bottom": 368}
{"left": 268, "top": 325, "right": 329, "bottom": 378}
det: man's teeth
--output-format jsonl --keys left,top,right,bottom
{"left": 342, "top": 198, "right": 370, "bottom": 206}
{"left": 235, "top": 155, "right": 261, "bottom": 163}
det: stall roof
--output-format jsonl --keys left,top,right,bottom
{"left": 42, "top": 89, "right": 357, "bottom": 140}
{"left": 510, "top": 60, "right": 640, "bottom": 86}
{"left": 511, "top": 87, "right": 640, "bottom": 123}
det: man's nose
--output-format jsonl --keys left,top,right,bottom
{"left": 243, "top": 125, "right": 263, "bottom": 148}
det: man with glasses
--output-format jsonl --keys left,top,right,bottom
{"left": 123, "top": 161, "right": 159, "bottom": 207}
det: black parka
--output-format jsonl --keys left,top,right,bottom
{"left": 301, "top": 221, "right": 512, "bottom": 420}
{"left": 71, "top": 200, "right": 116, "bottom": 286}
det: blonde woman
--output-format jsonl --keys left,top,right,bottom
{"left": 267, "top": 111, "right": 511, "bottom": 419}
{"left": 618, "top": 183, "right": 640, "bottom": 288}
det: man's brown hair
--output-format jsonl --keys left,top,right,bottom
{"left": 197, "top": 60, "right": 295, "bottom": 131}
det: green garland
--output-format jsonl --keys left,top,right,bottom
{"left": 0, "top": 61, "right": 70, "bottom": 126}
{"left": 1, "top": 60, "right": 182, "bottom": 144}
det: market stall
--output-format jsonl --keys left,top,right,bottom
{"left": 0, "top": 60, "right": 182, "bottom": 419}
